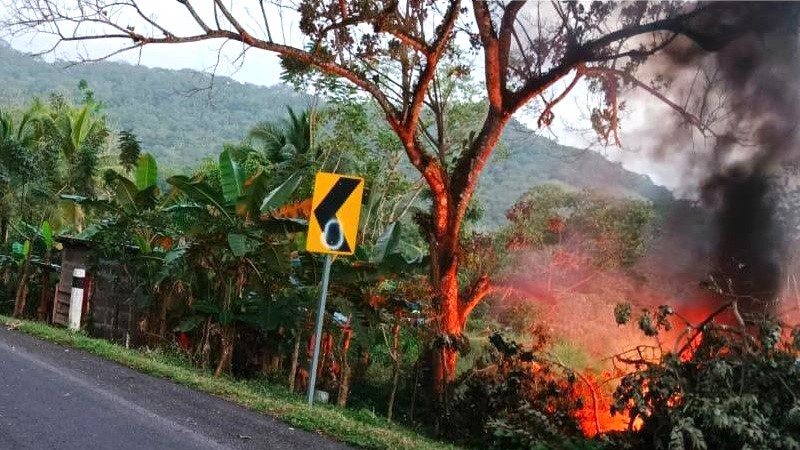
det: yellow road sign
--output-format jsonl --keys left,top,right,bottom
{"left": 306, "top": 172, "right": 365, "bottom": 255}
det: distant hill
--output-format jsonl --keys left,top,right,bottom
{"left": 476, "top": 122, "right": 674, "bottom": 228}
{"left": 0, "top": 41, "right": 309, "bottom": 169}
{"left": 0, "top": 41, "right": 673, "bottom": 227}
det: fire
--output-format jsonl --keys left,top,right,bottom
{"left": 572, "top": 372, "right": 628, "bottom": 437}
{"left": 563, "top": 298, "right": 723, "bottom": 438}
{"left": 679, "top": 331, "right": 703, "bottom": 362}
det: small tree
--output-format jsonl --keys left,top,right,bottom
{"left": 5, "top": 0, "right": 771, "bottom": 388}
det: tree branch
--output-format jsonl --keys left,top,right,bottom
{"left": 460, "top": 275, "right": 491, "bottom": 323}
{"left": 537, "top": 64, "right": 585, "bottom": 128}
{"left": 584, "top": 66, "right": 718, "bottom": 138}
{"left": 404, "top": 0, "right": 460, "bottom": 129}
{"left": 497, "top": 1, "right": 526, "bottom": 94}
{"left": 212, "top": 0, "right": 247, "bottom": 35}
{"left": 177, "top": 0, "right": 211, "bottom": 34}
{"left": 473, "top": 0, "right": 503, "bottom": 109}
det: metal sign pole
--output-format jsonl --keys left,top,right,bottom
{"left": 307, "top": 254, "right": 333, "bottom": 406}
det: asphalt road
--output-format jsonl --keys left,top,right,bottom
{"left": 0, "top": 326, "right": 352, "bottom": 450}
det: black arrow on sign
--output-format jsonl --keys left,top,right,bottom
{"left": 314, "top": 177, "right": 361, "bottom": 252}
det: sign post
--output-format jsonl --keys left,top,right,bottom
{"left": 305, "top": 172, "right": 364, "bottom": 406}
{"left": 307, "top": 253, "right": 332, "bottom": 406}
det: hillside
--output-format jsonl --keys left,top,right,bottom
{"left": 0, "top": 41, "right": 673, "bottom": 226}
{"left": 0, "top": 41, "right": 309, "bottom": 169}
{"left": 477, "top": 122, "right": 673, "bottom": 228}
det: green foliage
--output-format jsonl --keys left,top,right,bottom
{"left": 446, "top": 332, "right": 584, "bottom": 450}
{"left": 39, "top": 220, "right": 53, "bottom": 250}
{"left": 0, "top": 85, "right": 113, "bottom": 236}
{"left": 227, "top": 233, "right": 256, "bottom": 257}
{"left": 613, "top": 306, "right": 800, "bottom": 450}
{"left": 503, "top": 184, "right": 656, "bottom": 268}
{"left": 218, "top": 149, "right": 245, "bottom": 204}
{"left": 371, "top": 222, "right": 402, "bottom": 264}
{"left": 117, "top": 130, "right": 141, "bottom": 173}
{"left": 0, "top": 43, "right": 309, "bottom": 170}
{"left": 11, "top": 239, "right": 30, "bottom": 262}
{"left": 134, "top": 153, "right": 158, "bottom": 190}
{"left": 0, "top": 43, "right": 673, "bottom": 231}
{"left": 167, "top": 175, "right": 233, "bottom": 223}
{"left": 260, "top": 172, "right": 304, "bottom": 213}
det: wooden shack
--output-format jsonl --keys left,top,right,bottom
{"left": 51, "top": 237, "right": 91, "bottom": 327}
{"left": 53, "top": 236, "right": 146, "bottom": 345}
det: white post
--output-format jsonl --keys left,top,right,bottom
{"left": 68, "top": 268, "right": 86, "bottom": 331}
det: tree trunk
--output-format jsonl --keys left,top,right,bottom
{"left": 288, "top": 329, "right": 301, "bottom": 393}
{"left": 0, "top": 217, "right": 8, "bottom": 244}
{"left": 13, "top": 250, "right": 33, "bottom": 318}
{"left": 157, "top": 293, "right": 170, "bottom": 343}
{"left": 319, "top": 332, "right": 334, "bottom": 381}
{"left": 416, "top": 113, "right": 505, "bottom": 395}
{"left": 198, "top": 317, "right": 212, "bottom": 369}
{"left": 425, "top": 225, "right": 491, "bottom": 395}
{"left": 409, "top": 363, "right": 420, "bottom": 422}
{"left": 336, "top": 326, "right": 353, "bottom": 407}
{"left": 430, "top": 254, "right": 464, "bottom": 393}
{"left": 387, "top": 322, "right": 401, "bottom": 422}
{"left": 36, "top": 253, "right": 52, "bottom": 321}
{"left": 337, "top": 363, "right": 351, "bottom": 407}
{"left": 215, "top": 323, "right": 235, "bottom": 377}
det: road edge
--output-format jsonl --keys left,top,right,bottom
{"left": 0, "top": 315, "right": 459, "bottom": 450}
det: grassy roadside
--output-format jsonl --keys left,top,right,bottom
{"left": 0, "top": 315, "right": 461, "bottom": 450}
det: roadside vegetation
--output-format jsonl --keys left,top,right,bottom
{"left": 0, "top": 314, "right": 460, "bottom": 450}
{"left": 1, "top": 2, "right": 799, "bottom": 450}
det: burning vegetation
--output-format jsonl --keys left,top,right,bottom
{"left": 2, "top": 1, "right": 800, "bottom": 449}
{"left": 450, "top": 3, "right": 800, "bottom": 447}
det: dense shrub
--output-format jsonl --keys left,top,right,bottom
{"left": 614, "top": 307, "right": 800, "bottom": 450}
{"left": 445, "top": 331, "right": 586, "bottom": 449}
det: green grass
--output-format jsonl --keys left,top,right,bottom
{"left": 0, "top": 315, "right": 462, "bottom": 450}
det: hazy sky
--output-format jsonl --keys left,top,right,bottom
{"left": 0, "top": 2, "right": 685, "bottom": 192}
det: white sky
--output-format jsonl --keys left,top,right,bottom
{"left": 0, "top": 1, "right": 685, "bottom": 193}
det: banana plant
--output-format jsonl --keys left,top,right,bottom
{"left": 11, "top": 220, "right": 54, "bottom": 318}
{"left": 61, "top": 153, "right": 157, "bottom": 221}
{"left": 164, "top": 148, "right": 305, "bottom": 376}
{"left": 326, "top": 221, "right": 429, "bottom": 286}
{"left": 61, "top": 153, "right": 175, "bottom": 317}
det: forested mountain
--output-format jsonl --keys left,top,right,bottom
{"left": 0, "top": 41, "right": 673, "bottom": 226}
{"left": 477, "top": 124, "right": 673, "bottom": 228}
{"left": 0, "top": 41, "right": 310, "bottom": 168}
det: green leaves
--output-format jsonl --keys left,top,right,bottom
{"left": 228, "top": 233, "right": 258, "bottom": 257}
{"left": 669, "top": 418, "right": 708, "bottom": 450}
{"left": 134, "top": 153, "right": 157, "bottom": 190}
{"left": 117, "top": 130, "right": 141, "bottom": 173}
{"left": 236, "top": 169, "right": 270, "bottom": 220}
{"left": 372, "top": 221, "right": 402, "bottom": 264}
{"left": 109, "top": 172, "right": 140, "bottom": 214}
{"left": 178, "top": 315, "right": 205, "bottom": 332}
{"left": 69, "top": 103, "right": 92, "bottom": 156}
{"left": 167, "top": 175, "right": 233, "bottom": 223}
{"left": 219, "top": 148, "right": 245, "bottom": 204}
{"left": 11, "top": 240, "right": 30, "bottom": 261}
{"left": 260, "top": 172, "right": 303, "bottom": 213}
{"left": 60, "top": 194, "right": 115, "bottom": 213}
{"left": 40, "top": 220, "right": 53, "bottom": 250}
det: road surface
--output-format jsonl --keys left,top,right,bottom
{"left": 0, "top": 326, "right": 352, "bottom": 450}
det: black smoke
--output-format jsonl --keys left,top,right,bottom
{"left": 673, "top": 2, "right": 800, "bottom": 317}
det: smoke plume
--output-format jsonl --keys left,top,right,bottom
{"left": 656, "top": 2, "right": 800, "bottom": 317}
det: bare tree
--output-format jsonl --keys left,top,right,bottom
{"left": 3, "top": 0, "right": 769, "bottom": 391}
